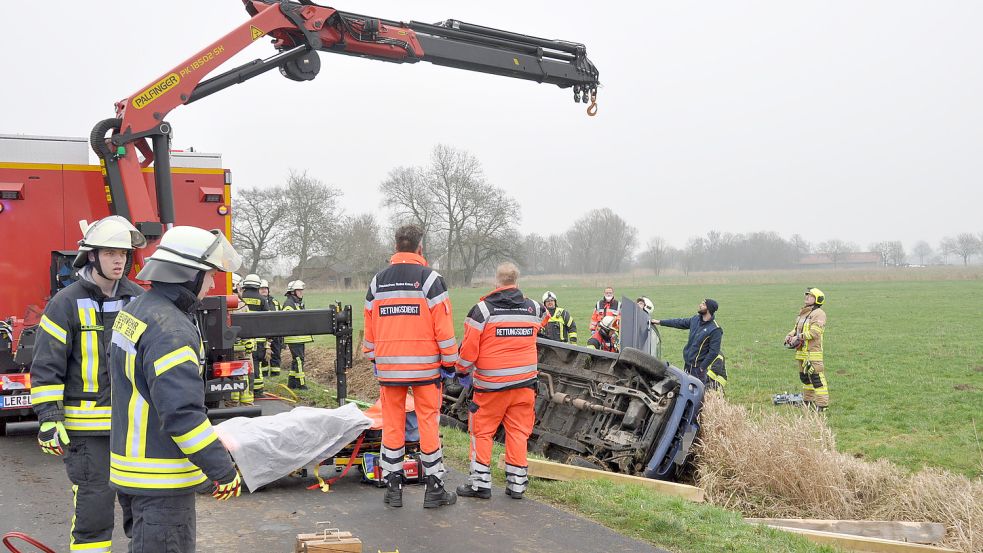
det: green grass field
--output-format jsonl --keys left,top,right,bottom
{"left": 295, "top": 268, "right": 982, "bottom": 552}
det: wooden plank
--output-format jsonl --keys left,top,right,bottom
{"left": 760, "top": 525, "right": 960, "bottom": 553}
{"left": 745, "top": 518, "right": 946, "bottom": 545}
{"left": 499, "top": 454, "right": 704, "bottom": 503}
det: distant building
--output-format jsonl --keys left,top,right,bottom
{"left": 293, "top": 256, "right": 355, "bottom": 288}
{"left": 798, "top": 251, "right": 883, "bottom": 270}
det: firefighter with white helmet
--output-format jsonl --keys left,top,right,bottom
{"left": 239, "top": 273, "right": 268, "bottom": 399}
{"left": 282, "top": 280, "right": 313, "bottom": 389}
{"left": 587, "top": 315, "right": 619, "bottom": 352}
{"left": 539, "top": 290, "right": 578, "bottom": 344}
{"left": 109, "top": 226, "right": 243, "bottom": 552}
{"left": 259, "top": 279, "right": 283, "bottom": 376}
{"left": 30, "top": 216, "right": 146, "bottom": 553}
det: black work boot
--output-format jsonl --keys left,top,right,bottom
{"left": 456, "top": 483, "right": 491, "bottom": 499}
{"left": 423, "top": 475, "right": 457, "bottom": 508}
{"left": 383, "top": 473, "right": 403, "bottom": 508}
{"left": 287, "top": 376, "right": 300, "bottom": 389}
{"left": 505, "top": 487, "right": 524, "bottom": 500}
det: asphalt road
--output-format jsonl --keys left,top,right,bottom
{"left": 0, "top": 402, "right": 666, "bottom": 553}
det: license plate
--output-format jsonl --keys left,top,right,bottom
{"left": 2, "top": 393, "right": 32, "bottom": 409}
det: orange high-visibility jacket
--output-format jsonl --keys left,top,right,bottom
{"left": 363, "top": 252, "right": 458, "bottom": 385}
{"left": 457, "top": 286, "right": 549, "bottom": 392}
{"left": 589, "top": 297, "right": 621, "bottom": 331}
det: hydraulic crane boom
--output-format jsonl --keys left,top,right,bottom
{"left": 90, "top": 0, "right": 600, "bottom": 262}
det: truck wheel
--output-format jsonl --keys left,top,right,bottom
{"left": 618, "top": 347, "right": 669, "bottom": 381}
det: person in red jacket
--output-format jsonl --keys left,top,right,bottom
{"left": 455, "top": 262, "right": 549, "bottom": 500}
{"left": 363, "top": 224, "right": 458, "bottom": 509}
{"left": 589, "top": 286, "right": 620, "bottom": 332}
{"left": 587, "top": 315, "right": 619, "bottom": 352}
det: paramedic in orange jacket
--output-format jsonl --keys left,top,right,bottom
{"left": 363, "top": 224, "right": 458, "bottom": 509}
{"left": 455, "top": 262, "right": 549, "bottom": 500}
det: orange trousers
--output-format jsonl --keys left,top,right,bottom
{"left": 469, "top": 387, "right": 535, "bottom": 468}
{"left": 380, "top": 383, "right": 444, "bottom": 480}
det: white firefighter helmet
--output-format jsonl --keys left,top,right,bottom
{"left": 243, "top": 273, "right": 262, "bottom": 288}
{"left": 73, "top": 215, "right": 147, "bottom": 268}
{"left": 232, "top": 273, "right": 243, "bottom": 289}
{"left": 259, "top": 279, "right": 270, "bottom": 289}
{"left": 637, "top": 296, "right": 654, "bottom": 314}
{"left": 542, "top": 291, "right": 558, "bottom": 304}
{"left": 599, "top": 315, "right": 617, "bottom": 333}
{"left": 137, "top": 226, "right": 242, "bottom": 283}
{"left": 287, "top": 280, "right": 306, "bottom": 293}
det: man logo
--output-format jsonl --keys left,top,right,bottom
{"left": 414, "top": 281, "right": 421, "bottom": 288}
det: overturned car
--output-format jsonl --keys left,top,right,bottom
{"left": 442, "top": 310, "right": 704, "bottom": 480}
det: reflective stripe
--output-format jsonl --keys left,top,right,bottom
{"left": 375, "top": 355, "right": 440, "bottom": 364}
{"left": 421, "top": 271, "right": 440, "bottom": 295}
{"left": 30, "top": 384, "right": 65, "bottom": 404}
{"left": 111, "top": 331, "right": 136, "bottom": 354}
{"left": 440, "top": 353, "right": 459, "bottom": 364}
{"left": 364, "top": 299, "right": 373, "bottom": 311}
{"left": 79, "top": 306, "right": 98, "bottom": 393}
{"left": 457, "top": 358, "right": 474, "bottom": 369}
{"left": 427, "top": 291, "right": 449, "bottom": 308}
{"left": 65, "top": 405, "right": 112, "bottom": 417}
{"left": 420, "top": 449, "right": 443, "bottom": 463}
{"left": 373, "top": 290, "right": 426, "bottom": 301}
{"left": 476, "top": 364, "right": 538, "bottom": 377}
{"left": 376, "top": 368, "right": 441, "bottom": 379}
{"left": 465, "top": 317, "right": 485, "bottom": 331}
{"left": 70, "top": 540, "right": 111, "bottom": 552}
{"left": 173, "top": 419, "right": 218, "bottom": 455}
{"left": 153, "top": 346, "right": 199, "bottom": 376}
{"left": 125, "top": 352, "right": 148, "bottom": 458}
{"left": 366, "top": 351, "right": 376, "bottom": 360}
{"left": 110, "top": 469, "right": 208, "bottom": 489}
{"left": 436, "top": 337, "right": 456, "bottom": 349}
{"left": 474, "top": 376, "right": 535, "bottom": 390}
{"left": 39, "top": 315, "right": 67, "bottom": 344}
{"left": 111, "top": 453, "right": 197, "bottom": 473}
{"left": 363, "top": 340, "right": 375, "bottom": 350}
{"left": 477, "top": 301, "right": 490, "bottom": 320}
{"left": 486, "top": 314, "right": 543, "bottom": 324}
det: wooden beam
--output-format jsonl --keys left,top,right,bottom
{"left": 499, "top": 454, "right": 704, "bottom": 503}
{"left": 745, "top": 518, "right": 946, "bottom": 545}
{"left": 759, "top": 525, "right": 960, "bottom": 553}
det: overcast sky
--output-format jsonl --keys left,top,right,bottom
{"left": 2, "top": 1, "right": 980, "bottom": 252}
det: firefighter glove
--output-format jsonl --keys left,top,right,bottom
{"left": 212, "top": 470, "right": 242, "bottom": 500}
{"left": 37, "top": 421, "right": 70, "bottom": 456}
{"left": 439, "top": 365, "right": 456, "bottom": 380}
{"left": 456, "top": 372, "right": 473, "bottom": 390}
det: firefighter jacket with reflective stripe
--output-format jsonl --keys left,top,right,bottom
{"left": 660, "top": 314, "right": 723, "bottom": 373}
{"left": 540, "top": 306, "right": 578, "bottom": 343}
{"left": 587, "top": 330, "right": 618, "bottom": 352}
{"left": 589, "top": 298, "right": 620, "bottom": 331}
{"left": 108, "top": 283, "right": 236, "bottom": 495}
{"left": 793, "top": 306, "right": 826, "bottom": 361}
{"left": 457, "top": 286, "right": 549, "bottom": 392}
{"left": 241, "top": 287, "right": 267, "bottom": 343}
{"left": 281, "top": 294, "right": 313, "bottom": 344}
{"left": 363, "top": 252, "right": 457, "bottom": 386}
{"left": 31, "top": 276, "right": 144, "bottom": 435}
{"left": 267, "top": 296, "right": 281, "bottom": 312}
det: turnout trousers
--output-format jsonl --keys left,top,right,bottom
{"left": 269, "top": 337, "right": 283, "bottom": 375}
{"left": 467, "top": 387, "right": 534, "bottom": 495}
{"left": 379, "top": 383, "right": 446, "bottom": 482}
{"left": 798, "top": 359, "right": 829, "bottom": 408}
{"left": 287, "top": 343, "right": 307, "bottom": 388}
{"left": 63, "top": 434, "right": 116, "bottom": 553}
{"left": 118, "top": 493, "right": 196, "bottom": 553}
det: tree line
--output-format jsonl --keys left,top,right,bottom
{"left": 232, "top": 146, "right": 983, "bottom": 283}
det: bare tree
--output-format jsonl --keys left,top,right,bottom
{"left": 232, "top": 186, "right": 288, "bottom": 274}
{"left": 283, "top": 170, "right": 342, "bottom": 268}
{"left": 641, "top": 237, "right": 671, "bottom": 275}
{"left": 912, "top": 241, "right": 933, "bottom": 265}
{"left": 789, "top": 234, "right": 811, "bottom": 259}
{"left": 887, "top": 241, "right": 906, "bottom": 267}
{"left": 333, "top": 213, "right": 389, "bottom": 283}
{"left": 951, "top": 233, "right": 981, "bottom": 265}
{"left": 816, "top": 239, "right": 857, "bottom": 268}
{"left": 681, "top": 237, "right": 706, "bottom": 275}
{"left": 379, "top": 166, "right": 436, "bottom": 257}
{"left": 455, "top": 184, "right": 522, "bottom": 285}
{"left": 870, "top": 241, "right": 892, "bottom": 267}
{"left": 564, "top": 208, "right": 637, "bottom": 274}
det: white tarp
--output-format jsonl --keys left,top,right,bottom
{"left": 214, "top": 403, "right": 372, "bottom": 492}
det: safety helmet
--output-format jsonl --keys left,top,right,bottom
{"left": 259, "top": 279, "right": 270, "bottom": 289}
{"left": 287, "top": 280, "right": 306, "bottom": 293}
{"left": 542, "top": 291, "right": 557, "bottom": 304}
{"left": 232, "top": 273, "right": 243, "bottom": 289}
{"left": 73, "top": 216, "right": 147, "bottom": 268}
{"left": 242, "top": 273, "right": 262, "bottom": 288}
{"left": 636, "top": 296, "right": 654, "bottom": 314}
{"left": 599, "top": 315, "right": 617, "bottom": 333}
{"left": 806, "top": 287, "right": 826, "bottom": 306}
{"left": 137, "top": 227, "right": 242, "bottom": 282}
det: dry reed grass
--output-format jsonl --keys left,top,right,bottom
{"left": 694, "top": 393, "right": 983, "bottom": 552}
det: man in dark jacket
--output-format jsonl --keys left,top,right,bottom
{"left": 30, "top": 215, "right": 146, "bottom": 553}
{"left": 109, "top": 226, "right": 243, "bottom": 552}
{"left": 653, "top": 298, "right": 723, "bottom": 385}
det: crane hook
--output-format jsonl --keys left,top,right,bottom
{"left": 586, "top": 89, "right": 598, "bottom": 117}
